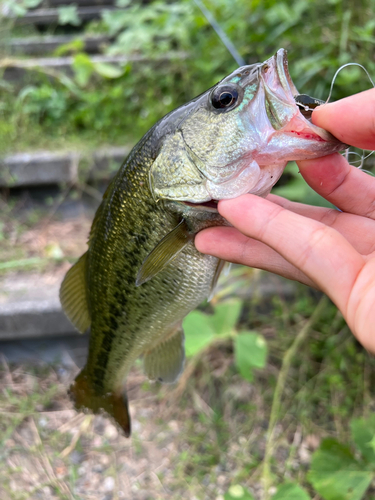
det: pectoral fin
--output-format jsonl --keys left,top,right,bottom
{"left": 143, "top": 328, "right": 185, "bottom": 383}
{"left": 136, "top": 219, "right": 193, "bottom": 286}
{"left": 59, "top": 252, "right": 91, "bottom": 333}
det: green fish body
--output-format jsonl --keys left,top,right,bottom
{"left": 60, "top": 49, "right": 345, "bottom": 436}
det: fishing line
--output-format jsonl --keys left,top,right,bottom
{"left": 192, "top": 0, "right": 246, "bottom": 67}
{"left": 325, "top": 62, "right": 375, "bottom": 171}
{"left": 325, "top": 62, "right": 375, "bottom": 104}
{"left": 344, "top": 150, "right": 374, "bottom": 169}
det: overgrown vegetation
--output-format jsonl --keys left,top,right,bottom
{"left": 1, "top": 0, "right": 374, "bottom": 157}
{"left": 1, "top": 288, "right": 375, "bottom": 499}
{"left": 1, "top": 2, "right": 375, "bottom": 499}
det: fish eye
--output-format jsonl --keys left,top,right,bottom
{"left": 211, "top": 85, "right": 239, "bottom": 110}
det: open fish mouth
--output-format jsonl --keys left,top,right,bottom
{"left": 265, "top": 49, "right": 335, "bottom": 144}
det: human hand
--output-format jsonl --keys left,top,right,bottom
{"left": 195, "top": 89, "right": 375, "bottom": 351}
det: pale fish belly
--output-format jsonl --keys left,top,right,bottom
{"left": 101, "top": 243, "right": 219, "bottom": 391}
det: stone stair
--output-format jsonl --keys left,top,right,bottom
{"left": 0, "top": 1, "right": 133, "bottom": 344}
{"left": 0, "top": 146, "right": 131, "bottom": 188}
{"left": 0, "top": 0, "right": 316, "bottom": 349}
{"left": 7, "top": 34, "right": 112, "bottom": 56}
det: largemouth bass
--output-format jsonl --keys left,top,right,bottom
{"left": 60, "top": 49, "right": 345, "bottom": 436}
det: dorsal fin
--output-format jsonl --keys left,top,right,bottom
{"left": 59, "top": 252, "right": 91, "bottom": 333}
{"left": 136, "top": 219, "right": 193, "bottom": 286}
{"left": 143, "top": 328, "right": 185, "bottom": 383}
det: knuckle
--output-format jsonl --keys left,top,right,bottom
{"left": 320, "top": 208, "right": 340, "bottom": 227}
{"left": 257, "top": 205, "right": 284, "bottom": 240}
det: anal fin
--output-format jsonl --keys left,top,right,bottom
{"left": 144, "top": 328, "right": 185, "bottom": 383}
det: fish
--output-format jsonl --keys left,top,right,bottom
{"left": 60, "top": 49, "right": 346, "bottom": 436}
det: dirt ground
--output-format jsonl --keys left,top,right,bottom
{"left": 0, "top": 354, "right": 274, "bottom": 500}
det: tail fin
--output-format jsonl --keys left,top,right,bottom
{"left": 69, "top": 369, "right": 131, "bottom": 437}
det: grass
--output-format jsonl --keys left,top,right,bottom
{"left": 1, "top": 285, "right": 374, "bottom": 499}
{"left": 1, "top": 3, "right": 374, "bottom": 495}
{"left": 0, "top": 187, "right": 92, "bottom": 275}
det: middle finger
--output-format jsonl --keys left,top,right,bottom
{"left": 267, "top": 193, "right": 375, "bottom": 255}
{"left": 297, "top": 154, "right": 375, "bottom": 220}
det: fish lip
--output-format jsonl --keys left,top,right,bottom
{"left": 283, "top": 114, "right": 345, "bottom": 145}
{"left": 276, "top": 48, "right": 299, "bottom": 96}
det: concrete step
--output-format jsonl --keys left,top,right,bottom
{"left": 43, "top": 0, "right": 115, "bottom": 6}
{"left": 2, "top": 51, "right": 187, "bottom": 81}
{"left": 0, "top": 267, "right": 296, "bottom": 341}
{"left": 0, "top": 146, "right": 131, "bottom": 188}
{"left": 2, "top": 6, "right": 114, "bottom": 26}
{"left": 6, "top": 34, "right": 112, "bottom": 56}
{"left": 0, "top": 268, "right": 77, "bottom": 340}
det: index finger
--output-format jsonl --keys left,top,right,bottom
{"left": 312, "top": 88, "right": 375, "bottom": 151}
{"left": 217, "top": 194, "right": 365, "bottom": 317}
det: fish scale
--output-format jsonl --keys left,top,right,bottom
{"left": 60, "top": 49, "right": 346, "bottom": 436}
{"left": 87, "top": 139, "right": 216, "bottom": 385}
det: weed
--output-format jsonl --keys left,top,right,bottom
{"left": 0, "top": 286, "right": 374, "bottom": 498}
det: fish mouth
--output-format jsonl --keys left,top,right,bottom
{"left": 269, "top": 49, "right": 345, "bottom": 145}
{"left": 276, "top": 51, "right": 327, "bottom": 140}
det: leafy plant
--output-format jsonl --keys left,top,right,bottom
{"left": 224, "top": 482, "right": 311, "bottom": 500}
{"left": 271, "top": 483, "right": 311, "bottom": 500}
{"left": 58, "top": 4, "right": 81, "bottom": 27}
{"left": 308, "top": 415, "right": 375, "bottom": 500}
{"left": 223, "top": 416, "right": 375, "bottom": 500}
{"left": 225, "top": 484, "right": 255, "bottom": 500}
{"left": 2, "top": 0, "right": 42, "bottom": 17}
{"left": 183, "top": 298, "right": 267, "bottom": 381}
{"left": 3, "top": 0, "right": 375, "bottom": 159}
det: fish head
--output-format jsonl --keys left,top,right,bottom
{"left": 150, "top": 48, "right": 346, "bottom": 208}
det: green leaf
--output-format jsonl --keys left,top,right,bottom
{"left": 234, "top": 332, "right": 267, "bottom": 382}
{"left": 210, "top": 299, "right": 243, "bottom": 336}
{"left": 183, "top": 311, "right": 215, "bottom": 357}
{"left": 308, "top": 438, "right": 373, "bottom": 500}
{"left": 350, "top": 415, "right": 375, "bottom": 464}
{"left": 6, "top": 4, "right": 27, "bottom": 16}
{"left": 58, "top": 5, "right": 81, "bottom": 26}
{"left": 94, "top": 63, "right": 125, "bottom": 79}
{"left": 54, "top": 38, "right": 84, "bottom": 57}
{"left": 24, "top": 0, "right": 43, "bottom": 8}
{"left": 72, "top": 54, "right": 94, "bottom": 87}
{"left": 224, "top": 485, "right": 255, "bottom": 500}
{"left": 272, "top": 483, "right": 311, "bottom": 500}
